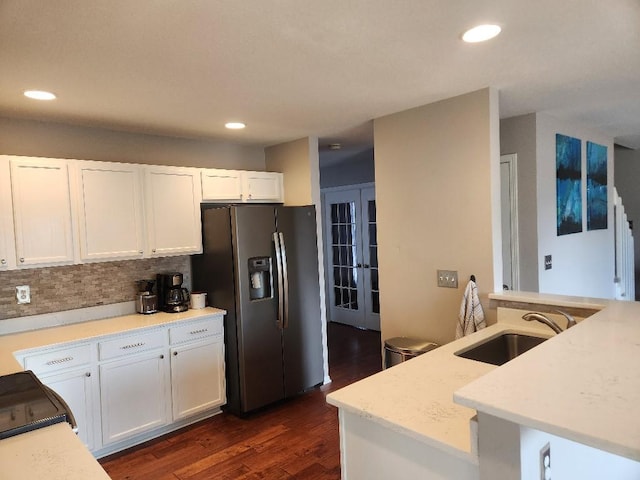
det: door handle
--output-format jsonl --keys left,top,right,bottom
{"left": 363, "top": 264, "right": 370, "bottom": 268}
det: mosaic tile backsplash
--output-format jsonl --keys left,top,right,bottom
{"left": 0, "top": 256, "right": 190, "bottom": 321}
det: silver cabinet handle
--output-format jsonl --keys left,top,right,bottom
{"left": 160, "top": 354, "right": 165, "bottom": 359}
{"left": 85, "top": 372, "right": 91, "bottom": 377}
{"left": 120, "top": 342, "right": 145, "bottom": 350}
{"left": 173, "top": 351, "right": 178, "bottom": 356}
{"left": 1, "top": 259, "right": 6, "bottom": 265}
{"left": 19, "top": 258, "right": 25, "bottom": 263}
{"left": 189, "top": 328, "right": 208, "bottom": 335}
{"left": 46, "top": 356, "right": 74, "bottom": 366}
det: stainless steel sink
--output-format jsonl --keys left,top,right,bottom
{"left": 455, "top": 333, "right": 547, "bottom": 366}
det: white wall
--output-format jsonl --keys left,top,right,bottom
{"left": 374, "top": 88, "right": 501, "bottom": 346}
{"left": 0, "top": 116, "right": 266, "bottom": 169}
{"left": 535, "top": 113, "right": 615, "bottom": 298}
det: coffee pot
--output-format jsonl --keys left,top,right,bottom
{"left": 157, "top": 272, "right": 190, "bottom": 313}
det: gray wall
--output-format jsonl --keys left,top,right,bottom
{"left": 614, "top": 145, "right": 640, "bottom": 299}
{"left": 0, "top": 116, "right": 266, "bottom": 169}
{"left": 500, "top": 114, "right": 539, "bottom": 292}
{"left": 320, "top": 148, "right": 375, "bottom": 188}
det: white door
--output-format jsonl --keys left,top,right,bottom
{"left": 10, "top": 157, "right": 75, "bottom": 267}
{"left": 170, "top": 338, "right": 225, "bottom": 420}
{"left": 99, "top": 351, "right": 169, "bottom": 445}
{"left": 42, "top": 367, "right": 97, "bottom": 451}
{"left": 75, "top": 161, "right": 144, "bottom": 261}
{"left": 323, "top": 187, "right": 380, "bottom": 331}
{"left": 144, "top": 166, "right": 202, "bottom": 257}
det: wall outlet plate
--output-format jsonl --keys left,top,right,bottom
{"left": 16, "top": 285, "right": 31, "bottom": 304}
{"left": 437, "top": 270, "right": 458, "bottom": 288}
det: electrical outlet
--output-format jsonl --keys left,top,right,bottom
{"left": 437, "top": 270, "right": 458, "bottom": 288}
{"left": 540, "top": 442, "right": 551, "bottom": 480}
{"left": 16, "top": 285, "right": 31, "bottom": 304}
{"left": 544, "top": 255, "right": 552, "bottom": 270}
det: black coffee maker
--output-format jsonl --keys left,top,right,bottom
{"left": 157, "top": 272, "right": 190, "bottom": 313}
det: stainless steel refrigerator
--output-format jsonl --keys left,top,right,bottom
{"left": 191, "top": 205, "right": 324, "bottom": 415}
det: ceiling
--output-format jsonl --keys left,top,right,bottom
{"left": 1, "top": 0, "right": 639, "bottom": 157}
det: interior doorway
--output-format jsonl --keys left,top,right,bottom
{"left": 322, "top": 184, "right": 380, "bottom": 331}
{"left": 500, "top": 154, "right": 520, "bottom": 291}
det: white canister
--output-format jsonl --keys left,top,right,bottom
{"left": 190, "top": 292, "right": 207, "bottom": 309}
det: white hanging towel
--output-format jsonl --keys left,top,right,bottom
{"left": 455, "top": 279, "right": 486, "bottom": 339}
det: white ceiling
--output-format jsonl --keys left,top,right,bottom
{"left": 1, "top": 0, "right": 639, "bottom": 153}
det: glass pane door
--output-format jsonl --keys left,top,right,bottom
{"left": 361, "top": 187, "right": 380, "bottom": 330}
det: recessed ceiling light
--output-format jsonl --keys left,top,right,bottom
{"left": 225, "top": 122, "right": 246, "bottom": 130}
{"left": 24, "top": 90, "right": 57, "bottom": 101}
{"left": 462, "top": 24, "right": 502, "bottom": 43}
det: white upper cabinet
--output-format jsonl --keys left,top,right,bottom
{"left": 201, "top": 169, "right": 243, "bottom": 201}
{"left": 74, "top": 161, "right": 144, "bottom": 261}
{"left": 144, "top": 165, "right": 202, "bottom": 256}
{"left": 0, "top": 157, "right": 16, "bottom": 270}
{"left": 201, "top": 169, "right": 283, "bottom": 203}
{"left": 10, "top": 156, "right": 75, "bottom": 267}
{"left": 242, "top": 171, "right": 283, "bottom": 202}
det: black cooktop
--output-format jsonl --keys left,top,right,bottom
{"left": 0, "top": 370, "right": 72, "bottom": 440}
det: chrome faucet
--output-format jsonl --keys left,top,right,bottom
{"left": 521, "top": 310, "right": 577, "bottom": 334}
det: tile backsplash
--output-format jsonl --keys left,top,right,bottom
{"left": 0, "top": 256, "right": 190, "bottom": 321}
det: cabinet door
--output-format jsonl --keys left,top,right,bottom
{"left": 201, "top": 169, "right": 243, "bottom": 201}
{"left": 144, "top": 166, "right": 202, "bottom": 256}
{"left": 170, "top": 337, "right": 225, "bottom": 420}
{"left": 242, "top": 171, "right": 283, "bottom": 202}
{"left": 75, "top": 161, "right": 144, "bottom": 261}
{"left": 99, "top": 350, "right": 169, "bottom": 445}
{"left": 10, "top": 156, "right": 75, "bottom": 266}
{"left": 41, "top": 367, "right": 98, "bottom": 451}
{"left": 0, "top": 157, "right": 16, "bottom": 270}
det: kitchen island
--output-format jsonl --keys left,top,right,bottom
{"left": 327, "top": 292, "right": 640, "bottom": 479}
{"left": 0, "top": 305, "right": 226, "bottom": 480}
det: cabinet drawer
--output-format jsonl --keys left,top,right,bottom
{"left": 99, "top": 329, "right": 166, "bottom": 361}
{"left": 169, "top": 317, "right": 222, "bottom": 345}
{"left": 24, "top": 344, "right": 92, "bottom": 375}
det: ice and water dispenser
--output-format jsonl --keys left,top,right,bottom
{"left": 248, "top": 257, "right": 272, "bottom": 300}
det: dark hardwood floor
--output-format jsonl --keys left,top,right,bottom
{"left": 100, "top": 322, "right": 382, "bottom": 480}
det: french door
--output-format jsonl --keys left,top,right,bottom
{"left": 323, "top": 186, "right": 380, "bottom": 331}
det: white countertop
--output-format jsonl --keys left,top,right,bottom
{"left": 0, "top": 423, "right": 111, "bottom": 480}
{"left": 0, "top": 306, "right": 226, "bottom": 479}
{"left": 455, "top": 298, "right": 640, "bottom": 462}
{"left": 326, "top": 320, "right": 553, "bottom": 463}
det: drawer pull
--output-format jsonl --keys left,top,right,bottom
{"left": 46, "top": 356, "right": 74, "bottom": 366}
{"left": 120, "top": 342, "right": 146, "bottom": 350}
{"left": 189, "top": 328, "right": 208, "bottom": 335}
{"left": 85, "top": 372, "right": 91, "bottom": 377}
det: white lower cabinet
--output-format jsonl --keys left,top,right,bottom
{"left": 99, "top": 348, "right": 170, "bottom": 446}
{"left": 170, "top": 337, "right": 225, "bottom": 420}
{"left": 18, "top": 313, "right": 225, "bottom": 456}
{"left": 41, "top": 367, "right": 98, "bottom": 451}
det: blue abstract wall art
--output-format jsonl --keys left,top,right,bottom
{"left": 586, "top": 141, "right": 608, "bottom": 230}
{"left": 556, "top": 134, "right": 582, "bottom": 236}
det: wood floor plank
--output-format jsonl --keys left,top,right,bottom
{"left": 100, "top": 323, "right": 381, "bottom": 480}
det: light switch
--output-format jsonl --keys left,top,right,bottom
{"left": 437, "top": 270, "right": 458, "bottom": 288}
{"left": 16, "top": 285, "right": 31, "bottom": 304}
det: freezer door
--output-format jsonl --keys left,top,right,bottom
{"left": 276, "top": 206, "right": 324, "bottom": 396}
{"left": 232, "top": 206, "right": 285, "bottom": 412}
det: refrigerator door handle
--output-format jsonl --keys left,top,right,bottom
{"left": 273, "top": 232, "right": 284, "bottom": 329}
{"left": 279, "top": 232, "right": 290, "bottom": 329}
